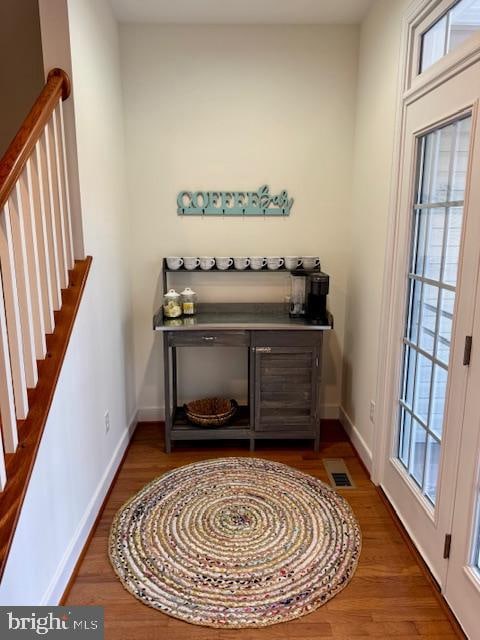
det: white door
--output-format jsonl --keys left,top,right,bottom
{"left": 381, "top": 57, "right": 480, "bottom": 587}
{"left": 445, "top": 279, "right": 480, "bottom": 638}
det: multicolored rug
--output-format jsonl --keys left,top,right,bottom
{"left": 108, "top": 457, "right": 361, "bottom": 628}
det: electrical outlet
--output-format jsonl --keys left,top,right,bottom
{"left": 369, "top": 401, "right": 376, "bottom": 423}
{"left": 104, "top": 411, "right": 110, "bottom": 434}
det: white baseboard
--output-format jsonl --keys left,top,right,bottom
{"left": 339, "top": 406, "right": 373, "bottom": 474}
{"left": 137, "top": 404, "right": 340, "bottom": 422}
{"left": 41, "top": 411, "right": 138, "bottom": 605}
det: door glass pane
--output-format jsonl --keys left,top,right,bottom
{"left": 425, "top": 436, "right": 441, "bottom": 503}
{"left": 449, "top": 0, "right": 480, "bottom": 51}
{"left": 474, "top": 492, "right": 480, "bottom": 572}
{"left": 399, "top": 407, "right": 412, "bottom": 467}
{"left": 444, "top": 207, "right": 463, "bottom": 284}
{"left": 430, "top": 365, "right": 448, "bottom": 438}
{"left": 419, "top": 126, "right": 454, "bottom": 204}
{"left": 437, "top": 289, "right": 454, "bottom": 364}
{"left": 403, "top": 346, "right": 416, "bottom": 409}
{"left": 451, "top": 117, "right": 472, "bottom": 199}
{"left": 419, "top": 284, "right": 439, "bottom": 354}
{"left": 420, "top": 0, "right": 480, "bottom": 74}
{"left": 413, "top": 353, "right": 433, "bottom": 423}
{"left": 421, "top": 15, "right": 448, "bottom": 73}
{"left": 397, "top": 116, "right": 472, "bottom": 506}
{"left": 410, "top": 420, "right": 427, "bottom": 486}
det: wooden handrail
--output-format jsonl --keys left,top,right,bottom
{"left": 0, "top": 68, "right": 71, "bottom": 212}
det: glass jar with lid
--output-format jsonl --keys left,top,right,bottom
{"left": 163, "top": 289, "right": 182, "bottom": 318}
{"left": 181, "top": 287, "right": 197, "bottom": 315}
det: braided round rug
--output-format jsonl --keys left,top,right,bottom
{"left": 109, "top": 457, "right": 361, "bottom": 628}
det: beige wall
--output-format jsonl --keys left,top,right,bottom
{"left": 342, "top": 0, "right": 409, "bottom": 462}
{"left": 0, "top": 0, "right": 44, "bottom": 156}
{"left": 120, "top": 24, "right": 360, "bottom": 416}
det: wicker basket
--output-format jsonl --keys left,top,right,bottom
{"left": 184, "top": 398, "right": 238, "bottom": 427}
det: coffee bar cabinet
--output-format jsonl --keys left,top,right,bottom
{"left": 154, "top": 302, "right": 331, "bottom": 452}
{"left": 252, "top": 332, "right": 321, "bottom": 450}
{"left": 155, "top": 259, "right": 331, "bottom": 452}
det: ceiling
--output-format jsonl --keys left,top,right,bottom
{"left": 110, "top": 0, "right": 375, "bottom": 25}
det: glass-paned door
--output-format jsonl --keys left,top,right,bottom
{"left": 381, "top": 54, "right": 480, "bottom": 589}
{"left": 397, "top": 116, "right": 471, "bottom": 506}
{"left": 382, "top": 5, "right": 480, "bottom": 633}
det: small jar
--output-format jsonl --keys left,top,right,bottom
{"left": 163, "top": 289, "right": 182, "bottom": 318}
{"left": 181, "top": 287, "right": 197, "bottom": 315}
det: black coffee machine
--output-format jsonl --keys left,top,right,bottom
{"left": 289, "top": 270, "right": 329, "bottom": 324}
{"left": 306, "top": 272, "right": 329, "bottom": 324}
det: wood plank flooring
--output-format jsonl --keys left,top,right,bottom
{"left": 64, "top": 421, "right": 461, "bottom": 639}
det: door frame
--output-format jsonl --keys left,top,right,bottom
{"left": 372, "top": 0, "right": 480, "bottom": 488}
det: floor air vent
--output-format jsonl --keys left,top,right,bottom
{"left": 323, "top": 459, "right": 355, "bottom": 489}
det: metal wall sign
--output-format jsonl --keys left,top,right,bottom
{"left": 177, "top": 185, "right": 293, "bottom": 216}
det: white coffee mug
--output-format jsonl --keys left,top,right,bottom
{"left": 216, "top": 257, "right": 234, "bottom": 271}
{"left": 183, "top": 257, "right": 200, "bottom": 271}
{"left": 284, "top": 256, "right": 302, "bottom": 270}
{"left": 302, "top": 256, "right": 321, "bottom": 271}
{"left": 267, "top": 257, "right": 285, "bottom": 271}
{"left": 199, "top": 256, "right": 215, "bottom": 270}
{"left": 166, "top": 256, "right": 184, "bottom": 270}
{"left": 234, "top": 257, "right": 251, "bottom": 270}
{"left": 250, "top": 257, "right": 268, "bottom": 271}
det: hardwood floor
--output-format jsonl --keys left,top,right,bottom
{"left": 64, "top": 421, "right": 462, "bottom": 639}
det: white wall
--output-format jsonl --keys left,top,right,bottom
{"left": 120, "top": 24, "right": 359, "bottom": 417}
{"left": 341, "top": 0, "right": 409, "bottom": 467}
{"left": 0, "top": 0, "right": 135, "bottom": 604}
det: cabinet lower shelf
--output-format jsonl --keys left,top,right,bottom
{"left": 171, "top": 405, "right": 252, "bottom": 440}
{"left": 170, "top": 406, "right": 317, "bottom": 442}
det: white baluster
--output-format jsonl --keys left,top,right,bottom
{"left": 8, "top": 185, "right": 38, "bottom": 388}
{"left": 20, "top": 163, "right": 46, "bottom": 359}
{"left": 57, "top": 102, "right": 74, "bottom": 270}
{"left": 39, "top": 128, "right": 62, "bottom": 311}
{"left": 47, "top": 112, "right": 68, "bottom": 289}
{"left": 0, "top": 204, "right": 28, "bottom": 419}
{"left": 0, "top": 266, "right": 18, "bottom": 453}
{"left": 31, "top": 142, "right": 55, "bottom": 334}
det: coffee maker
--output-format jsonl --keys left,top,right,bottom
{"left": 306, "top": 272, "right": 329, "bottom": 324}
{"left": 289, "top": 270, "right": 329, "bottom": 324}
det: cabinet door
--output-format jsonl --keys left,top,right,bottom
{"left": 254, "top": 346, "right": 319, "bottom": 432}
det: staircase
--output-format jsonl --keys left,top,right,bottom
{"left": 0, "top": 68, "right": 91, "bottom": 579}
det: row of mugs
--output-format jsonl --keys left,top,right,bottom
{"left": 166, "top": 256, "right": 321, "bottom": 271}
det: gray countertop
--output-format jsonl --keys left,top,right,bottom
{"left": 153, "top": 303, "right": 333, "bottom": 331}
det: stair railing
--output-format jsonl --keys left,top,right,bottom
{"left": 0, "top": 68, "right": 76, "bottom": 484}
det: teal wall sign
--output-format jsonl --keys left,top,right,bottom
{"left": 177, "top": 185, "right": 293, "bottom": 216}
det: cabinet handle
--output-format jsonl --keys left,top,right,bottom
{"left": 202, "top": 336, "right": 216, "bottom": 341}
{"left": 256, "top": 347, "right": 272, "bottom": 353}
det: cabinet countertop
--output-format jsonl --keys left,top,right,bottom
{"left": 153, "top": 303, "right": 333, "bottom": 332}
